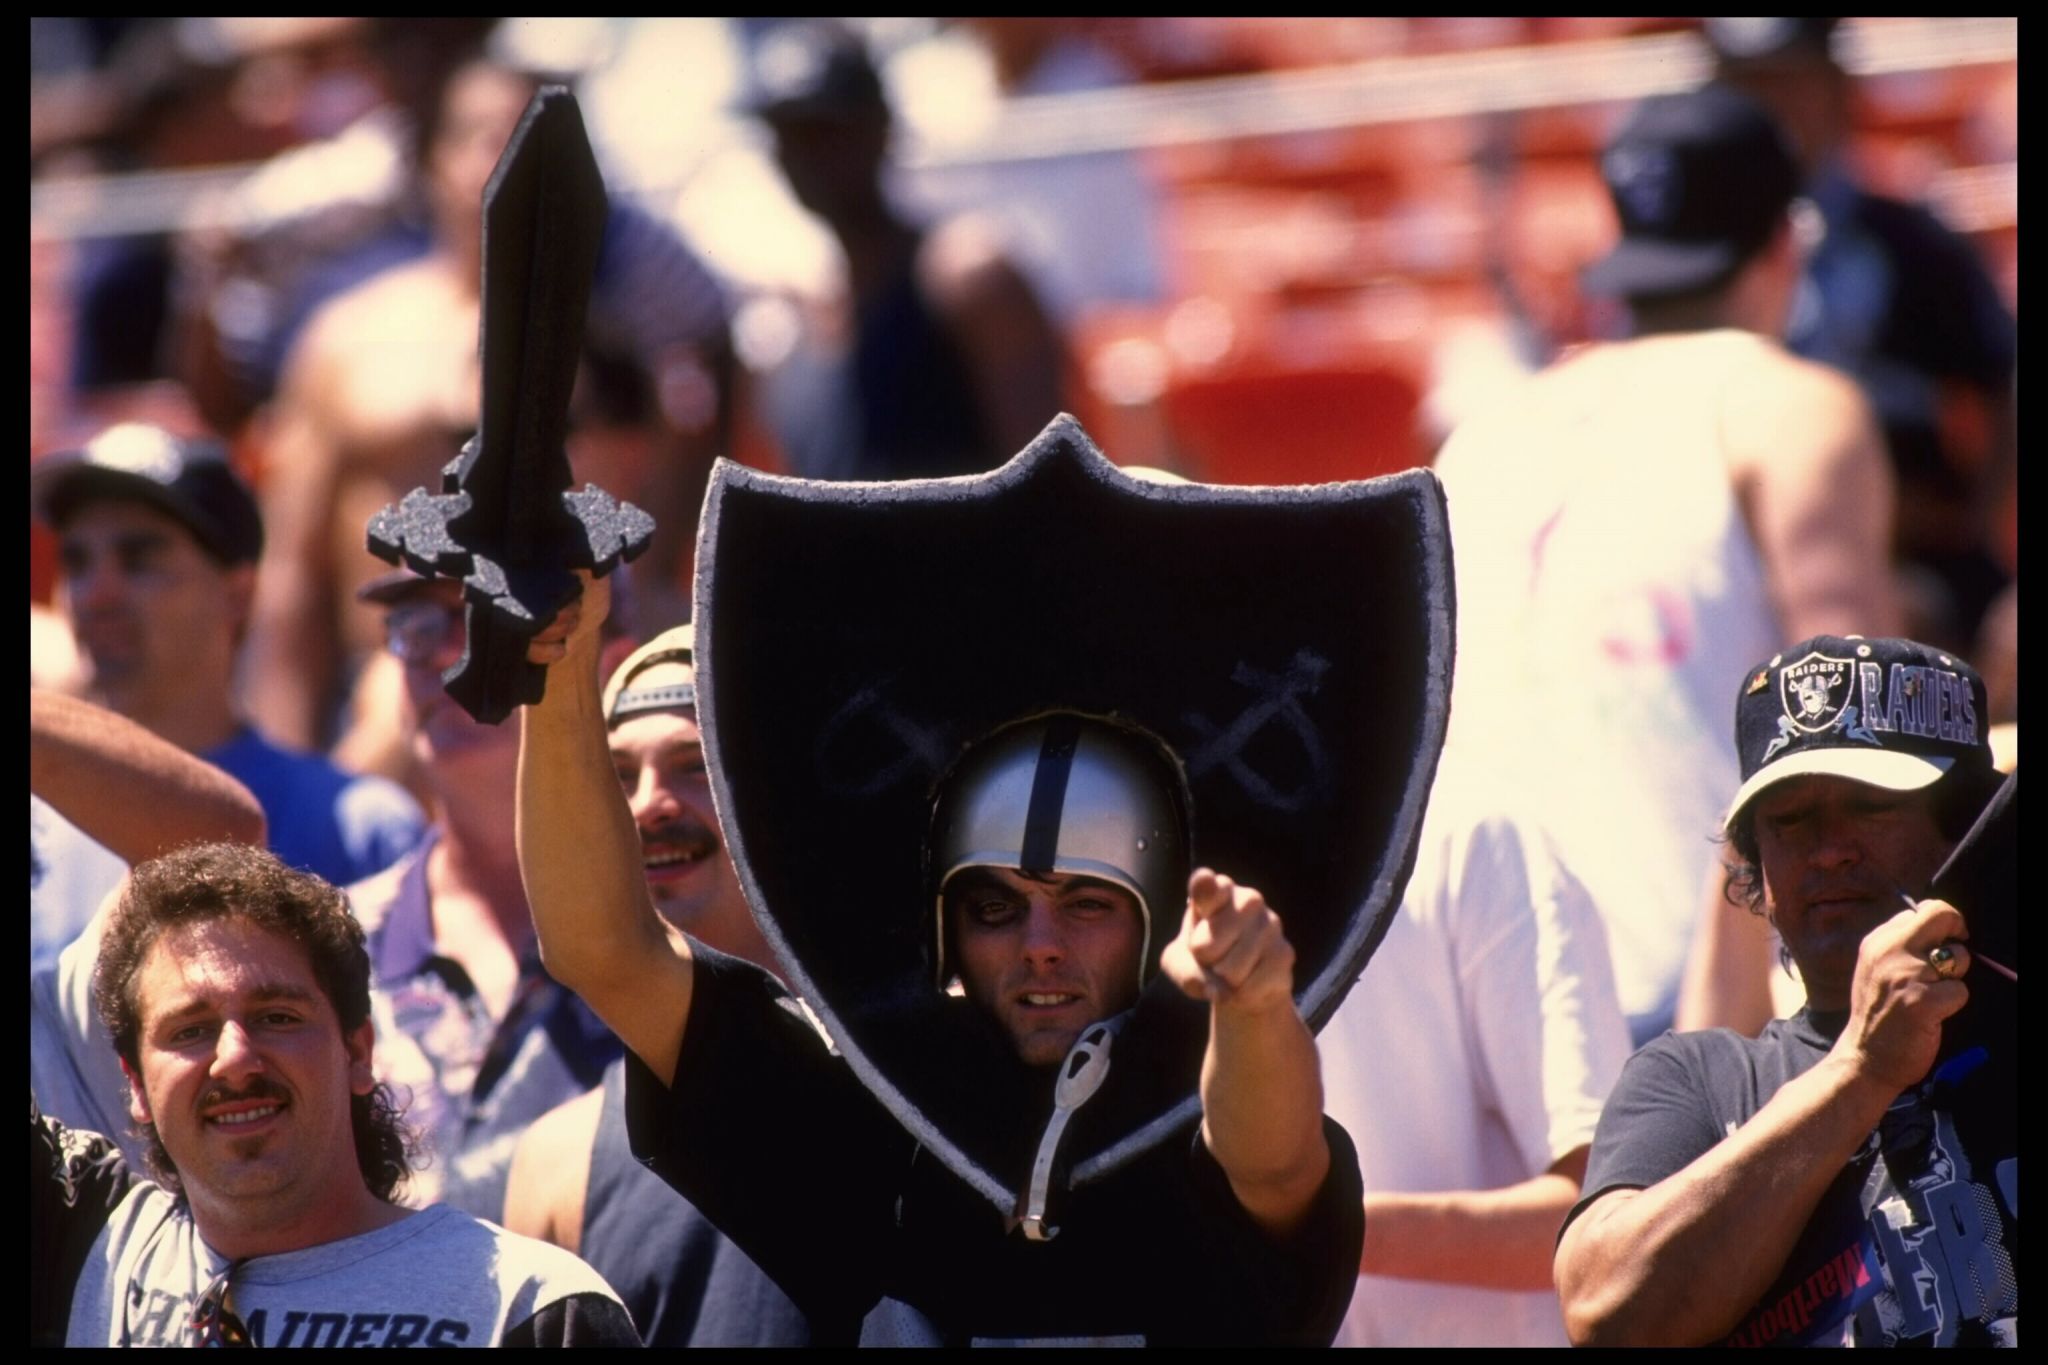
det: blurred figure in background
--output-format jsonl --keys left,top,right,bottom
{"left": 505, "top": 628, "right": 812, "bottom": 1345}
{"left": 244, "top": 54, "right": 727, "bottom": 750}
{"left": 744, "top": 20, "right": 1065, "bottom": 480}
{"left": 172, "top": 19, "right": 498, "bottom": 435}
{"left": 342, "top": 571, "right": 629, "bottom": 1216}
{"left": 32, "top": 423, "right": 422, "bottom": 905}
{"left": 1706, "top": 17, "right": 2016, "bottom": 650}
{"left": 1437, "top": 84, "right": 1898, "bottom": 1045}
{"left": 887, "top": 18, "right": 1166, "bottom": 324}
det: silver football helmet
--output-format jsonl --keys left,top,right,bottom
{"left": 928, "top": 713, "right": 1192, "bottom": 991}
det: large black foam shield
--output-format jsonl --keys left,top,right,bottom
{"left": 694, "top": 415, "right": 1453, "bottom": 1214}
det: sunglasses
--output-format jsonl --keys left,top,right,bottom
{"left": 383, "top": 600, "right": 466, "bottom": 667}
{"left": 189, "top": 1259, "right": 251, "bottom": 1348}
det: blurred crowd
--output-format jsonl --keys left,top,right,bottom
{"left": 29, "top": 16, "right": 2018, "bottom": 1349}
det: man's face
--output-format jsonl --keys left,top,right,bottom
{"left": 947, "top": 867, "right": 1145, "bottom": 1068}
{"left": 607, "top": 664, "right": 762, "bottom": 962}
{"left": 124, "top": 916, "right": 375, "bottom": 1214}
{"left": 58, "top": 500, "right": 247, "bottom": 704}
{"left": 1754, "top": 775, "right": 1954, "bottom": 1006}
{"left": 428, "top": 62, "right": 533, "bottom": 252}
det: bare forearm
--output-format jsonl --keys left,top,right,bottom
{"left": 1361, "top": 1171, "right": 1580, "bottom": 1292}
{"left": 30, "top": 690, "right": 265, "bottom": 860}
{"left": 516, "top": 650, "right": 669, "bottom": 989}
{"left": 1557, "top": 1055, "right": 1892, "bottom": 1345}
{"left": 1201, "top": 1000, "right": 1330, "bottom": 1234}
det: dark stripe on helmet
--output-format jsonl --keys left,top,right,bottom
{"left": 1019, "top": 716, "right": 1082, "bottom": 874}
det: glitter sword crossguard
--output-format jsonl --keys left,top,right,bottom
{"left": 366, "top": 86, "right": 652, "bottom": 724}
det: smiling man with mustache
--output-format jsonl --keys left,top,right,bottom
{"left": 502, "top": 627, "right": 811, "bottom": 1345}
{"left": 602, "top": 628, "right": 782, "bottom": 977}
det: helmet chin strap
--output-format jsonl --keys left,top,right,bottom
{"left": 1013, "top": 1013, "right": 1124, "bottom": 1242}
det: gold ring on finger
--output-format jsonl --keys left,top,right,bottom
{"left": 1928, "top": 943, "right": 1962, "bottom": 979}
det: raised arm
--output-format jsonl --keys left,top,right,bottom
{"left": 519, "top": 575, "right": 696, "bottom": 1083}
{"left": 1556, "top": 899, "right": 1968, "bottom": 1345}
{"left": 30, "top": 690, "right": 265, "bottom": 860}
{"left": 1160, "top": 869, "right": 1330, "bottom": 1236}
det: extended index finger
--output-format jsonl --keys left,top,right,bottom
{"left": 1187, "top": 868, "right": 1232, "bottom": 920}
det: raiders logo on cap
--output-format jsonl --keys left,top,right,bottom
{"left": 1724, "top": 634, "right": 1993, "bottom": 832}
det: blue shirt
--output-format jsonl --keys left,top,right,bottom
{"left": 204, "top": 728, "right": 424, "bottom": 887}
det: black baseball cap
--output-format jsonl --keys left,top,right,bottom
{"left": 744, "top": 22, "right": 886, "bottom": 122}
{"left": 1582, "top": 82, "right": 1802, "bottom": 300}
{"left": 32, "top": 423, "right": 264, "bottom": 567}
{"left": 1723, "top": 635, "right": 1993, "bottom": 832}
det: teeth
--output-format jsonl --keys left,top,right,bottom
{"left": 211, "top": 1105, "right": 280, "bottom": 1126}
{"left": 645, "top": 848, "right": 707, "bottom": 869}
{"left": 1024, "top": 994, "right": 1074, "bottom": 1006}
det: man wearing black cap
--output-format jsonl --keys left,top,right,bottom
{"left": 1432, "top": 82, "right": 1898, "bottom": 1045}
{"left": 245, "top": 54, "right": 731, "bottom": 751}
{"left": 743, "top": 20, "right": 1065, "bottom": 481}
{"left": 1706, "top": 18, "right": 2016, "bottom": 647}
{"left": 32, "top": 423, "right": 423, "bottom": 893}
{"left": 1554, "top": 635, "right": 2014, "bottom": 1346}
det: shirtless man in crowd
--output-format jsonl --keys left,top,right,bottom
{"left": 245, "top": 58, "right": 727, "bottom": 748}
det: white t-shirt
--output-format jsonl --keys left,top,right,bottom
{"left": 30, "top": 795, "right": 127, "bottom": 973}
{"left": 1435, "top": 331, "right": 1786, "bottom": 1038}
{"left": 1320, "top": 765, "right": 1631, "bottom": 1346}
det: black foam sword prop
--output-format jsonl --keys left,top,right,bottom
{"left": 366, "top": 87, "right": 652, "bottom": 723}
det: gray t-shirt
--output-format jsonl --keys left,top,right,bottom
{"left": 33, "top": 1100, "right": 639, "bottom": 1347}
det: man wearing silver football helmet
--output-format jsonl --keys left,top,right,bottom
{"left": 518, "top": 579, "right": 1356, "bottom": 1344}
{"left": 927, "top": 713, "right": 1192, "bottom": 1067}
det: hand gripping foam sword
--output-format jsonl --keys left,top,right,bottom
{"left": 366, "top": 87, "right": 652, "bottom": 723}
